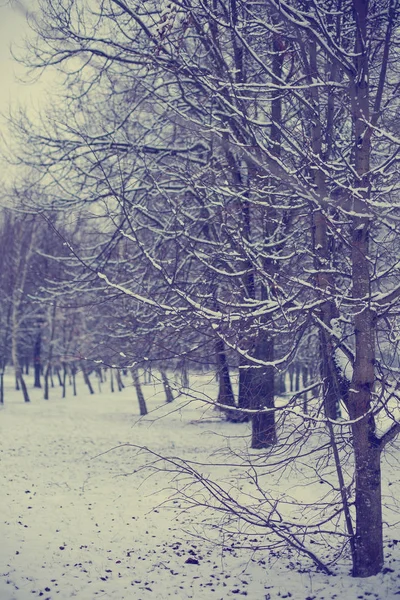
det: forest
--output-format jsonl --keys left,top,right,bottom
{"left": 1, "top": 0, "right": 400, "bottom": 592}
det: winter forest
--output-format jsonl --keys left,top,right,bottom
{"left": 1, "top": 0, "right": 400, "bottom": 598}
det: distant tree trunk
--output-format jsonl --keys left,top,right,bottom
{"left": 110, "top": 368, "right": 115, "bottom": 393}
{"left": 33, "top": 329, "right": 42, "bottom": 388}
{"left": 288, "top": 364, "right": 294, "bottom": 392}
{"left": 278, "top": 372, "right": 286, "bottom": 395}
{"left": 43, "top": 303, "right": 57, "bottom": 400}
{"left": 56, "top": 366, "right": 63, "bottom": 387}
{"left": 160, "top": 368, "right": 174, "bottom": 403}
{"left": 62, "top": 363, "right": 67, "bottom": 398}
{"left": 143, "top": 366, "right": 152, "bottom": 384}
{"left": 71, "top": 363, "right": 77, "bottom": 396}
{"left": 302, "top": 365, "right": 308, "bottom": 414}
{"left": 131, "top": 368, "right": 148, "bottom": 415}
{"left": 44, "top": 363, "right": 51, "bottom": 400}
{"left": 81, "top": 361, "right": 94, "bottom": 395}
{"left": 18, "top": 372, "right": 30, "bottom": 404}
{"left": 116, "top": 369, "right": 125, "bottom": 391}
{"left": 0, "top": 372, "right": 3, "bottom": 404}
{"left": 178, "top": 359, "right": 189, "bottom": 388}
{"left": 215, "top": 338, "right": 236, "bottom": 421}
{"left": 295, "top": 364, "right": 301, "bottom": 392}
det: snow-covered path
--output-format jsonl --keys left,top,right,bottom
{"left": 0, "top": 373, "right": 399, "bottom": 599}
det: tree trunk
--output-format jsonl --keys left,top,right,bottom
{"left": 33, "top": 329, "right": 42, "bottom": 388}
{"left": 215, "top": 338, "right": 236, "bottom": 421}
{"left": 160, "top": 368, "right": 174, "bottom": 403}
{"left": 288, "top": 365, "right": 294, "bottom": 392}
{"left": 55, "top": 366, "right": 62, "bottom": 387}
{"left": 110, "top": 368, "right": 115, "bottom": 393}
{"left": 18, "top": 372, "right": 30, "bottom": 404}
{"left": 71, "top": 363, "right": 77, "bottom": 396}
{"left": 44, "top": 363, "right": 51, "bottom": 400}
{"left": 351, "top": 427, "right": 382, "bottom": 577}
{"left": 180, "top": 361, "right": 189, "bottom": 388}
{"left": 131, "top": 368, "right": 148, "bottom": 415}
{"left": 250, "top": 332, "right": 276, "bottom": 449}
{"left": 295, "top": 364, "right": 301, "bottom": 392}
{"left": 62, "top": 363, "right": 67, "bottom": 398}
{"left": 116, "top": 369, "right": 125, "bottom": 391}
{"left": 302, "top": 365, "right": 308, "bottom": 414}
{"left": 348, "top": 0, "right": 383, "bottom": 576}
{"left": 81, "top": 362, "right": 94, "bottom": 395}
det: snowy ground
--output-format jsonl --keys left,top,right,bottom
{"left": 0, "top": 370, "right": 400, "bottom": 599}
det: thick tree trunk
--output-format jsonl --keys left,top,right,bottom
{"left": 351, "top": 426, "right": 382, "bottom": 577}
{"left": 250, "top": 332, "right": 276, "bottom": 449}
{"left": 348, "top": 0, "right": 383, "bottom": 576}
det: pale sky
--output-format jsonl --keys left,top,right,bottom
{"left": 0, "top": 0, "right": 52, "bottom": 118}
{"left": 0, "top": 0, "right": 57, "bottom": 188}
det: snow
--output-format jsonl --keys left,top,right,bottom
{"left": 0, "top": 371, "right": 400, "bottom": 599}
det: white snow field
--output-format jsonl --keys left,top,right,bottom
{"left": 0, "top": 370, "right": 400, "bottom": 600}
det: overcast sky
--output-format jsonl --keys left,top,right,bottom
{"left": 0, "top": 0, "right": 48, "bottom": 116}
{"left": 0, "top": 1, "right": 56, "bottom": 189}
